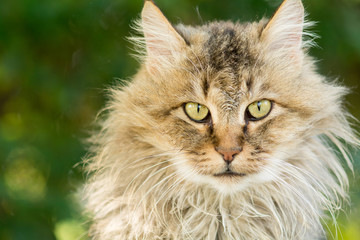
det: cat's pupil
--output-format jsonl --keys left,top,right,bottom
{"left": 197, "top": 104, "right": 201, "bottom": 113}
{"left": 257, "top": 102, "right": 261, "bottom": 111}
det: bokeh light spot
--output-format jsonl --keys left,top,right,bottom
{"left": 54, "top": 219, "right": 86, "bottom": 240}
{"left": 4, "top": 156, "right": 47, "bottom": 201}
{"left": 342, "top": 219, "right": 360, "bottom": 240}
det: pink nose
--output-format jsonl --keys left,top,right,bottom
{"left": 215, "top": 147, "right": 242, "bottom": 163}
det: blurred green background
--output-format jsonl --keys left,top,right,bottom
{"left": 0, "top": 0, "right": 359, "bottom": 239}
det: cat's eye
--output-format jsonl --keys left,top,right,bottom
{"left": 184, "top": 102, "right": 210, "bottom": 122}
{"left": 246, "top": 99, "right": 272, "bottom": 120}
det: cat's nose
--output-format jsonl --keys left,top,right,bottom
{"left": 215, "top": 147, "right": 242, "bottom": 163}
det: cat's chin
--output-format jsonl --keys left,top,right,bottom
{"left": 175, "top": 157, "right": 281, "bottom": 194}
{"left": 213, "top": 171, "right": 278, "bottom": 194}
{"left": 210, "top": 175, "right": 254, "bottom": 194}
{"left": 184, "top": 169, "right": 272, "bottom": 195}
{"left": 211, "top": 174, "right": 252, "bottom": 194}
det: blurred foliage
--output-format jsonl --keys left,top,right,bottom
{"left": 0, "top": 0, "right": 359, "bottom": 239}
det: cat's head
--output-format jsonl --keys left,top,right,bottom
{"left": 126, "top": 0, "right": 347, "bottom": 193}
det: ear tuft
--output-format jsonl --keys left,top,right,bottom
{"left": 141, "top": 1, "right": 186, "bottom": 67}
{"left": 261, "top": 0, "right": 307, "bottom": 65}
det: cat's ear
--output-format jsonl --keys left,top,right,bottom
{"left": 141, "top": 0, "right": 186, "bottom": 72}
{"left": 261, "top": 0, "right": 305, "bottom": 67}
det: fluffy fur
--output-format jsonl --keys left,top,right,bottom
{"left": 82, "top": 0, "right": 358, "bottom": 239}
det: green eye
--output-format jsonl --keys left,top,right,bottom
{"left": 184, "top": 102, "right": 209, "bottom": 122}
{"left": 247, "top": 99, "right": 272, "bottom": 120}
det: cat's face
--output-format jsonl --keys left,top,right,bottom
{"left": 133, "top": 0, "right": 332, "bottom": 193}
{"left": 144, "top": 50, "right": 313, "bottom": 193}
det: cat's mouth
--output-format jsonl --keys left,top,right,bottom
{"left": 214, "top": 169, "right": 246, "bottom": 177}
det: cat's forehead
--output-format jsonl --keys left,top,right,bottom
{"left": 204, "top": 21, "right": 260, "bottom": 73}
{"left": 181, "top": 21, "right": 266, "bottom": 112}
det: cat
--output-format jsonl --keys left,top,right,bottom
{"left": 82, "top": 0, "right": 358, "bottom": 239}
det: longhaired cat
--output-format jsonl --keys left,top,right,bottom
{"left": 82, "top": 0, "right": 358, "bottom": 239}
